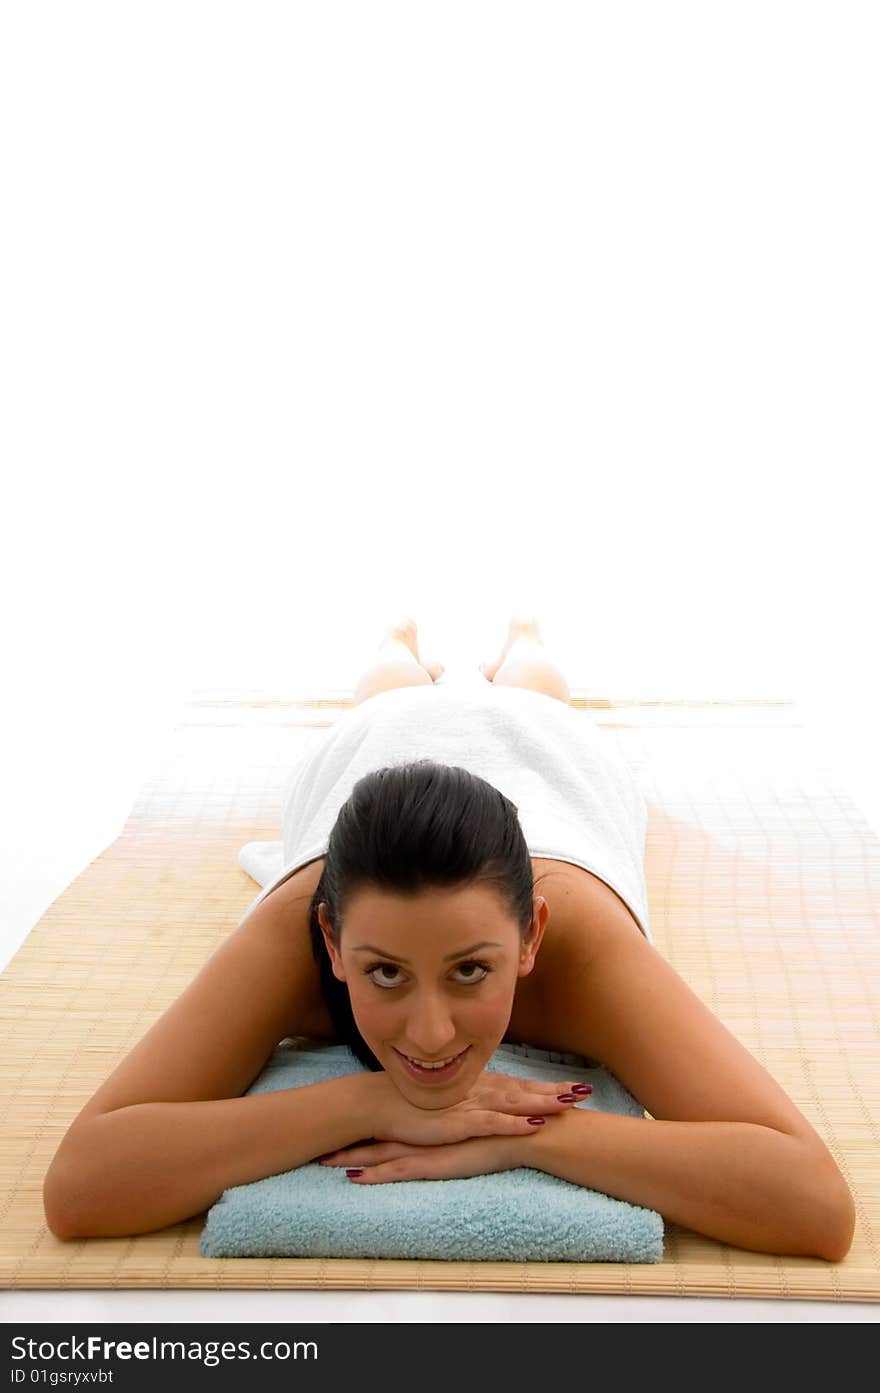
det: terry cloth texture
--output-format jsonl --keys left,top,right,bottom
{"left": 237, "top": 679, "right": 652, "bottom": 942}
{"left": 199, "top": 1040, "right": 664, "bottom": 1263}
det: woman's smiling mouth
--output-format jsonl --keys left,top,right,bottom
{"left": 392, "top": 1046, "right": 471, "bottom": 1083}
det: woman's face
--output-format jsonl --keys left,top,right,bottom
{"left": 318, "top": 883, "right": 547, "bottom": 1109}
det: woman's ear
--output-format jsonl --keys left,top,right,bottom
{"left": 317, "top": 902, "right": 347, "bottom": 983}
{"left": 517, "top": 896, "right": 549, "bottom": 977}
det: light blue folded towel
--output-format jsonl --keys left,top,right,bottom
{"left": 200, "top": 1040, "right": 664, "bottom": 1263}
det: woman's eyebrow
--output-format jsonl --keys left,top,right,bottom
{"left": 350, "top": 941, "right": 502, "bottom": 964}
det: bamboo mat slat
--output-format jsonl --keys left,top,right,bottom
{"left": 1, "top": 690, "right": 878, "bottom": 1298}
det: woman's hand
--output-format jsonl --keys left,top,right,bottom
{"left": 319, "top": 1134, "right": 529, "bottom": 1184}
{"left": 368, "top": 1069, "right": 591, "bottom": 1148}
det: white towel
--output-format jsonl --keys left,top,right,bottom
{"left": 238, "top": 670, "right": 651, "bottom": 942}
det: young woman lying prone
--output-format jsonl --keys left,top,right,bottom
{"left": 43, "top": 617, "right": 855, "bottom": 1259}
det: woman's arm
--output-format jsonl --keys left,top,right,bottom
{"left": 327, "top": 1106, "right": 853, "bottom": 1260}
{"left": 43, "top": 874, "right": 343, "bottom": 1240}
{"left": 45, "top": 1068, "right": 579, "bottom": 1240}
{"left": 527, "top": 900, "right": 856, "bottom": 1260}
{"left": 44, "top": 1074, "right": 384, "bottom": 1240}
{"left": 512, "top": 1108, "right": 855, "bottom": 1260}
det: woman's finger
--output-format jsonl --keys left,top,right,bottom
{"left": 484, "top": 1073, "right": 593, "bottom": 1106}
{"left": 529, "top": 1079, "right": 593, "bottom": 1098}
{"left": 320, "top": 1142, "right": 417, "bottom": 1167}
{"left": 481, "top": 1087, "right": 591, "bottom": 1115}
{"left": 345, "top": 1155, "right": 434, "bottom": 1184}
{"left": 345, "top": 1136, "right": 519, "bottom": 1184}
{"left": 490, "top": 1072, "right": 589, "bottom": 1092}
{"left": 465, "top": 1110, "right": 557, "bottom": 1137}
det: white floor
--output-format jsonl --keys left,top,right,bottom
{"left": 1, "top": 680, "right": 878, "bottom": 1323}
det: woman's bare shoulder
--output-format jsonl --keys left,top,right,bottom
{"left": 516, "top": 870, "right": 830, "bottom": 1150}
{"left": 507, "top": 862, "right": 642, "bottom": 1045}
{"left": 65, "top": 860, "right": 332, "bottom": 1132}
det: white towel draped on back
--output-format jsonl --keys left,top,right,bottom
{"left": 238, "top": 674, "right": 651, "bottom": 943}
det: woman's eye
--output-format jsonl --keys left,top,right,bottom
{"left": 367, "top": 964, "right": 404, "bottom": 988}
{"left": 452, "top": 961, "right": 490, "bottom": 985}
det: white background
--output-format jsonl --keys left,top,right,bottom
{"left": 1, "top": 1, "right": 877, "bottom": 1324}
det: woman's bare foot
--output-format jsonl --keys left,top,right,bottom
{"left": 480, "top": 615, "right": 544, "bottom": 681}
{"left": 384, "top": 617, "right": 445, "bottom": 682}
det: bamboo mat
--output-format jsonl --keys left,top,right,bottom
{"left": 2, "top": 689, "right": 878, "bottom": 1299}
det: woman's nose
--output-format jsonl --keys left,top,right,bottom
{"left": 406, "top": 995, "right": 458, "bottom": 1057}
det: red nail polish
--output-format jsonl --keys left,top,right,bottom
{"left": 571, "top": 1084, "right": 593, "bottom": 1095}
{"left": 557, "top": 1093, "right": 577, "bottom": 1102}
{"left": 346, "top": 1168, "right": 364, "bottom": 1177}
{"left": 527, "top": 1117, "right": 546, "bottom": 1125}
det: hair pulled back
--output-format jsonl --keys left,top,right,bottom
{"left": 308, "top": 759, "right": 539, "bottom": 1070}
